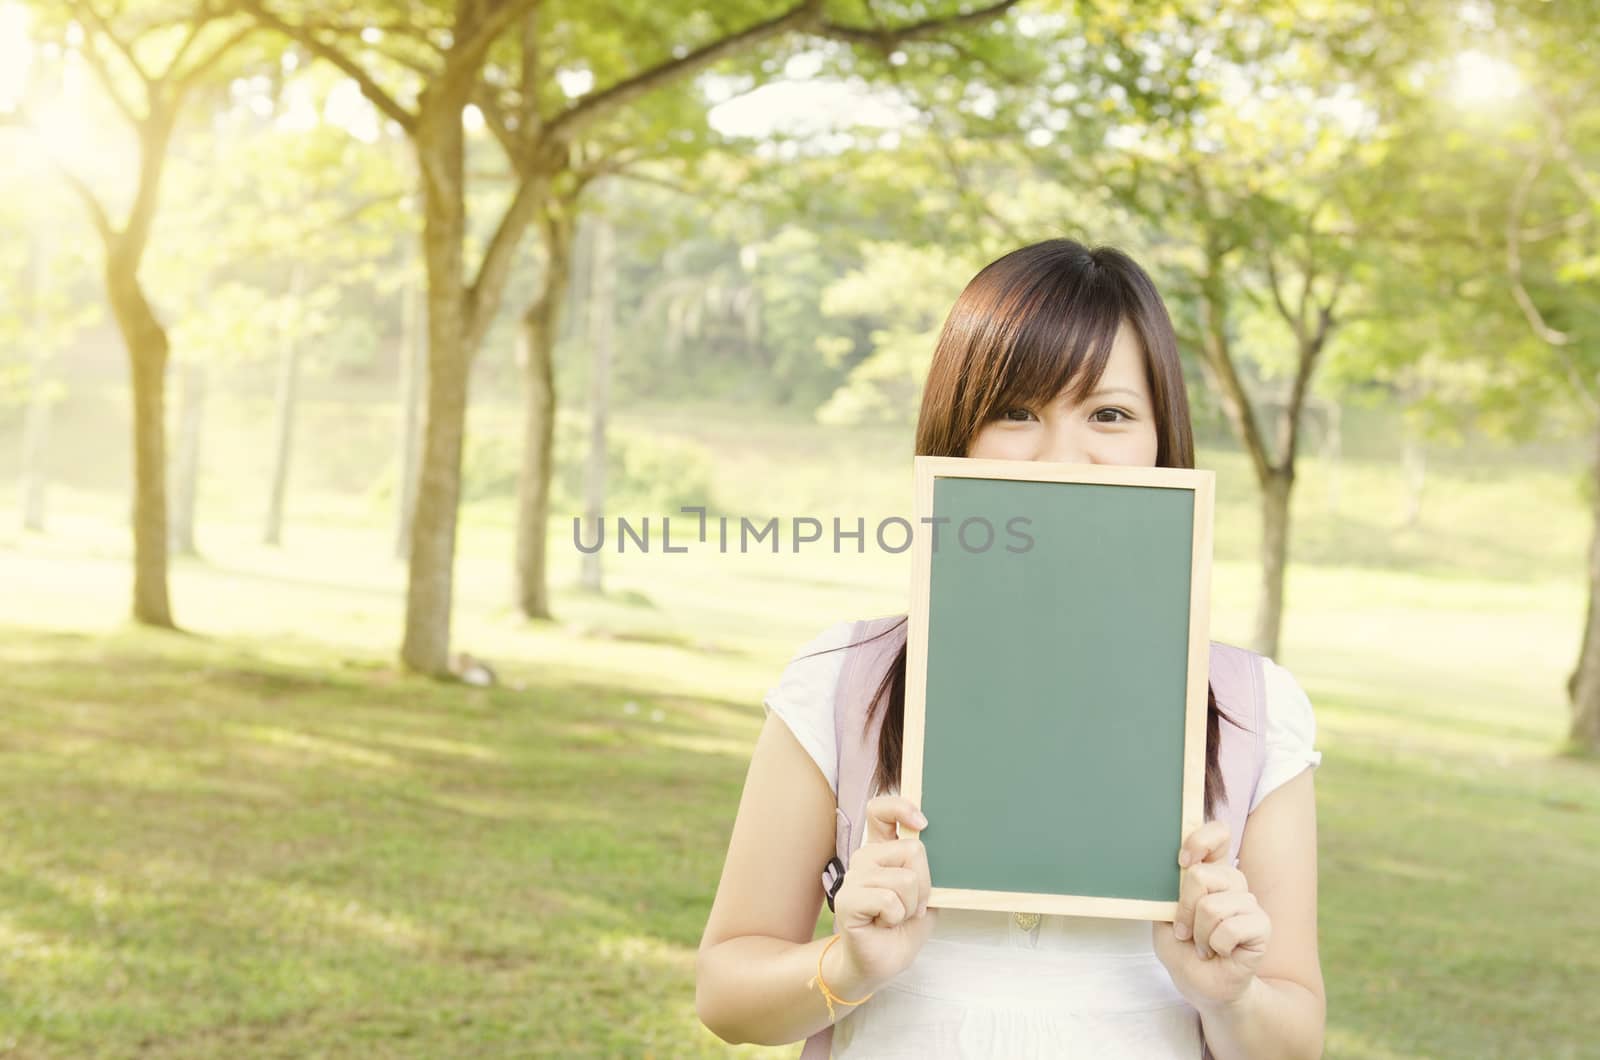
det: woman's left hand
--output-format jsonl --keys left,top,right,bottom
{"left": 1151, "top": 819, "right": 1271, "bottom": 1013}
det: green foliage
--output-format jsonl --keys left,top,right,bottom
{"left": 602, "top": 200, "right": 868, "bottom": 411}
{"left": 150, "top": 69, "right": 414, "bottom": 377}
{"left": 815, "top": 240, "right": 982, "bottom": 425}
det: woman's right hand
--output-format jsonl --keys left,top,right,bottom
{"left": 832, "top": 795, "right": 937, "bottom": 987}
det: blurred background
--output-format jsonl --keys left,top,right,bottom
{"left": 0, "top": 0, "right": 1596, "bottom": 1056}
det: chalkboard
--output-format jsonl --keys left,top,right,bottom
{"left": 902, "top": 455, "right": 1214, "bottom": 921}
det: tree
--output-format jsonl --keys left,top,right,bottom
{"left": 474, "top": 0, "right": 1025, "bottom": 622}
{"left": 14, "top": 0, "right": 255, "bottom": 626}
{"left": 1292, "top": 0, "right": 1600, "bottom": 749}
{"left": 241, "top": 0, "right": 1025, "bottom": 666}
{"left": 1471, "top": 0, "right": 1600, "bottom": 751}
{"left": 0, "top": 166, "right": 100, "bottom": 533}
{"left": 1052, "top": 2, "right": 1416, "bottom": 657}
{"left": 189, "top": 78, "right": 411, "bottom": 548}
{"left": 239, "top": 0, "right": 572, "bottom": 671}
{"left": 579, "top": 202, "right": 615, "bottom": 594}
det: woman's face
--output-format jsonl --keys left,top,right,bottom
{"left": 964, "top": 322, "right": 1160, "bottom": 467}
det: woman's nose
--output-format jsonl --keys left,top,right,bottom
{"left": 1042, "top": 425, "right": 1092, "bottom": 465}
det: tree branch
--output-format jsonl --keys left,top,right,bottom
{"left": 1297, "top": 252, "right": 1315, "bottom": 336}
{"left": 175, "top": 21, "right": 255, "bottom": 92}
{"left": 1280, "top": 308, "right": 1332, "bottom": 471}
{"left": 463, "top": 173, "right": 545, "bottom": 351}
{"left": 120, "top": 104, "right": 179, "bottom": 266}
{"left": 543, "top": 1, "right": 822, "bottom": 144}
{"left": 1535, "top": 88, "right": 1600, "bottom": 207}
{"left": 164, "top": 5, "right": 212, "bottom": 75}
{"left": 1262, "top": 249, "right": 1303, "bottom": 343}
{"left": 1297, "top": 196, "right": 1328, "bottom": 333}
{"left": 15, "top": 102, "right": 114, "bottom": 241}
{"left": 539, "top": 0, "right": 1021, "bottom": 150}
{"left": 474, "top": 84, "right": 523, "bottom": 168}
{"left": 456, "top": 0, "right": 537, "bottom": 64}
{"left": 940, "top": 35, "right": 1034, "bottom": 89}
{"left": 573, "top": 146, "right": 650, "bottom": 183}
{"left": 70, "top": 0, "right": 153, "bottom": 86}
{"left": 817, "top": 0, "right": 1021, "bottom": 50}
{"left": 1551, "top": 135, "right": 1600, "bottom": 207}
{"left": 850, "top": 0, "right": 1027, "bottom": 243}
{"left": 606, "top": 167, "right": 697, "bottom": 197}
{"left": 1520, "top": 210, "right": 1591, "bottom": 243}
{"left": 1507, "top": 150, "right": 1573, "bottom": 348}
{"left": 1507, "top": 146, "right": 1598, "bottom": 418}
{"left": 519, "top": 7, "right": 541, "bottom": 136}
{"left": 52, "top": 153, "right": 117, "bottom": 244}
{"left": 68, "top": 15, "right": 143, "bottom": 123}
{"left": 366, "top": 37, "right": 441, "bottom": 78}
{"left": 1200, "top": 244, "right": 1275, "bottom": 484}
{"left": 237, "top": 0, "right": 417, "bottom": 131}
{"left": 441, "top": 0, "right": 542, "bottom": 99}
{"left": 1321, "top": 265, "right": 1350, "bottom": 325}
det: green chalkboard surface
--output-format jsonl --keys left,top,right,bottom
{"left": 903, "top": 456, "right": 1214, "bottom": 921}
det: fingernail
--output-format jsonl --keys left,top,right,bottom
{"left": 1178, "top": 850, "right": 1191, "bottom": 867}
{"left": 913, "top": 812, "right": 928, "bottom": 829}
{"left": 1173, "top": 922, "right": 1190, "bottom": 940}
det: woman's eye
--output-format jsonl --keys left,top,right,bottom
{"left": 1000, "top": 407, "right": 1036, "bottom": 422}
{"left": 1092, "top": 407, "right": 1133, "bottom": 424}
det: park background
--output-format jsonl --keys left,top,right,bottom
{"left": 1, "top": 0, "right": 1597, "bottom": 1057}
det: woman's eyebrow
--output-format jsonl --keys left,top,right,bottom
{"left": 1088, "top": 386, "right": 1146, "bottom": 402}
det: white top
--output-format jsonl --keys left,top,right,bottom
{"left": 762, "top": 620, "right": 1323, "bottom": 1058}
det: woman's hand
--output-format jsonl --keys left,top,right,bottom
{"left": 1152, "top": 819, "right": 1271, "bottom": 1013}
{"left": 832, "top": 794, "right": 937, "bottom": 988}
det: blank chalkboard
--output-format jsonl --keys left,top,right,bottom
{"left": 902, "top": 456, "right": 1214, "bottom": 921}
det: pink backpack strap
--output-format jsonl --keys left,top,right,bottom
{"left": 1201, "top": 641, "right": 1268, "bottom": 1060}
{"left": 1206, "top": 641, "right": 1268, "bottom": 867}
{"left": 835, "top": 617, "right": 908, "bottom": 869}
{"left": 801, "top": 614, "right": 906, "bottom": 1060}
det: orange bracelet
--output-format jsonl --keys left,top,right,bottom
{"left": 808, "top": 933, "right": 876, "bottom": 1023}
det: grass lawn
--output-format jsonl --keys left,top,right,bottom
{"left": 0, "top": 400, "right": 1597, "bottom": 1057}
{"left": 1, "top": 625, "right": 760, "bottom": 1057}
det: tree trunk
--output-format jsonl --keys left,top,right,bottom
{"left": 1401, "top": 432, "right": 1425, "bottom": 529}
{"left": 514, "top": 212, "right": 574, "bottom": 620}
{"left": 1253, "top": 469, "right": 1294, "bottom": 660}
{"left": 398, "top": 78, "right": 543, "bottom": 671}
{"left": 168, "top": 359, "right": 205, "bottom": 556}
{"left": 108, "top": 266, "right": 174, "bottom": 627}
{"left": 580, "top": 211, "right": 614, "bottom": 594}
{"left": 393, "top": 274, "right": 425, "bottom": 560}
{"left": 400, "top": 100, "right": 471, "bottom": 676}
{"left": 263, "top": 266, "right": 305, "bottom": 546}
{"left": 1566, "top": 425, "right": 1600, "bottom": 753}
{"left": 1322, "top": 399, "right": 1341, "bottom": 517}
{"left": 19, "top": 226, "right": 50, "bottom": 532}
{"left": 18, "top": 358, "right": 51, "bottom": 534}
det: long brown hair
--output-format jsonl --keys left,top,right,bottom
{"left": 801, "top": 239, "right": 1244, "bottom": 820}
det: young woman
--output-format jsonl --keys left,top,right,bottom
{"left": 696, "top": 240, "right": 1326, "bottom": 1058}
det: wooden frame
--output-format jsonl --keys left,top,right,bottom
{"left": 902, "top": 455, "right": 1215, "bottom": 921}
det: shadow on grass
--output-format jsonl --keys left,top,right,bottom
{"left": 0, "top": 628, "right": 760, "bottom": 1057}
{"left": 1316, "top": 732, "right": 1599, "bottom": 1059}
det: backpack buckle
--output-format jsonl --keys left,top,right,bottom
{"left": 821, "top": 855, "right": 845, "bottom": 912}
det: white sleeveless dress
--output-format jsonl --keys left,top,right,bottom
{"left": 763, "top": 621, "right": 1322, "bottom": 1059}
